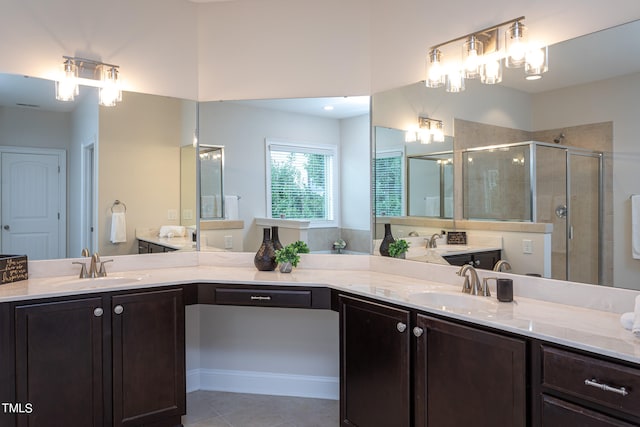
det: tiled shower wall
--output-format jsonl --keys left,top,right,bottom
{"left": 454, "top": 119, "right": 613, "bottom": 285}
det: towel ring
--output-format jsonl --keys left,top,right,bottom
{"left": 111, "top": 200, "right": 127, "bottom": 213}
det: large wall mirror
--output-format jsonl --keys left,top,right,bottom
{"left": 0, "top": 73, "right": 197, "bottom": 259}
{"left": 371, "top": 19, "right": 640, "bottom": 291}
{"left": 197, "top": 97, "right": 371, "bottom": 254}
{"left": 0, "top": 78, "right": 371, "bottom": 261}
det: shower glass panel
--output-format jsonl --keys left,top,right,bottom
{"left": 462, "top": 141, "right": 602, "bottom": 284}
{"left": 199, "top": 145, "right": 224, "bottom": 220}
{"left": 463, "top": 144, "right": 532, "bottom": 221}
{"left": 568, "top": 152, "right": 601, "bottom": 285}
{"left": 536, "top": 145, "right": 568, "bottom": 281}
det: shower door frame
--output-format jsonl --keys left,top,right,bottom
{"left": 565, "top": 149, "right": 604, "bottom": 285}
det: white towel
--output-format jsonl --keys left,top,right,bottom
{"left": 633, "top": 295, "right": 640, "bottom": 338}
{"left": 225, "top": 195, "right": 239, "bottom": 220}
{"left": 424, "top": 197, "right": 439, "bottom": 216}
{"left": 620, "top": 312, "right": 634, "bottom": 330}
{"left": 632, "top": 195, "right": 640, "bottom": 259}
{"left": 110, "top": 212, "right": 127, "bottom": 243}
{"left": 159, "top": 225, "right": 186, "bottom": 238}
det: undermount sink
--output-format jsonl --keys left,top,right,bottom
{"left": 407, "top": 291, "right": 498, "bottom": 312}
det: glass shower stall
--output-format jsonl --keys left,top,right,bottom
{"left": 463, "top": 141, "right": 603, "bottom": 285}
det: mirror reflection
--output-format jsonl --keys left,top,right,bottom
{"left": 372, "top": 20, "right": 640, "bottom": 290}
{"left": 0, "top": 73, "right": 197, "bottom": 259}
{"left": 197, "top": 96, "right": 371, "bottom": 254}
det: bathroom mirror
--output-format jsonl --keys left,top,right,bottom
{"left": 371, "top": 19, "right": 640, "bottom": 290}
{"left": 198, "top": 145, "right": 224, "bottom": 220}
{"left": 0, "top": 73, "right": 197, "bottom": 259}
{"left": 197, "top": 96, "right": 370, "bottom": 253}
{"left": 374, "top": 126, "right": 454, "bottom": 224}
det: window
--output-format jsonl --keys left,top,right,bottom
{"left": 266, "top": 139, "right": 337, "bottom": 225}
{"left": 375, "top": 150, "right": 404, "bottom": 217}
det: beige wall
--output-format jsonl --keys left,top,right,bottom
{"left": 98, "top": 92, "right": 191, "bottom": 256}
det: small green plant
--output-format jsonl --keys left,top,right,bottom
{"left": 388, "top": 239, "right": 409, "bottom": 258}
{"left": 275, "top": 240, "right": 309, "bottom": 268}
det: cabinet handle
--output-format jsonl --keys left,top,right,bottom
{"left": 250, "top": 296, "right": 272, "bottom": 301}
{"left": 413, "top": 327, "right": 424, "bottom": 337}
{"left": 584, "top": 378, "right": 629, "bottom": 397}
{"left": 396, "top": 322, "right": 407, "bottom": 333}
{"left": 113, "top": 305, "right": 124, "bottom": 315}
{"left": 93, "top": 307, "right": 104, "bottom": 317}
{"left": 474, "top": 260, "right": 481, "bottom": 266}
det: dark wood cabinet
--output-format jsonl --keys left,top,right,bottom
{"left": 537, "top": 344, "right": 640, "bottom": 426}
{"left": 414, "top": 314, "right": 527, "bottom": 427}
{"left": 542, "top": 395, "right": 636, "bottom": 426}
{"left": 8, "top": 287, "right": 185, "bottom": 427}
{"left": 14, "top": 297, "right": 105, "bottom": 427}
{"left": 339, "top": 295, "right": 411, "bottom": 427}
{"left": 339, "top": 294, "right": 527, "bottom": 427}
{"left": 137, "top": 240, "right": 177, "bottom": 254}
{"left": 112, "top": 288, "right": 185, "bottom": 427}
{"left": 443, "top": 249, "right": 501, "bottom": 270}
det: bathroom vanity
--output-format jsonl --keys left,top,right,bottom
{"left": 0, "top": 252, "right": 638, "bottom": 427}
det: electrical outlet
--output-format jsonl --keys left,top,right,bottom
{"left": 224, "top": 235, "right": 233, "bottom": 249}
{"left": 167, "top": 209, "right": 178, "bottom": 220}
{"left": 522, "top": 239, "right": 533, "bottom": 254}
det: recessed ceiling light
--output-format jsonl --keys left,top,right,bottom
{"left": 323, "top": 105, "right": 334, "bottom": 111}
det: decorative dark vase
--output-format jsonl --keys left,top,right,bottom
{"left": 254, "top": 228, "right": 277, "bottom": 271}
{"left": 379, "top": 223, "right": 395, "bottom": 257}
{"left": 271, "top": 226, "right": 283, "bottom": 251}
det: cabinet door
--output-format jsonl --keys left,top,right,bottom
{"left": 14, "top": 297, "right": 105, "bottom": 427}
{"left": 473, "top": 250, "right": 501, "bottom": 270}
{"left": 111, "top": 288, "right": 185, "bottom": 427}
{"left": 339, "top": 295, "right": 411, "bottom": 427}
{"left": 414, "top": 314, "right": 526, "bottom": 427}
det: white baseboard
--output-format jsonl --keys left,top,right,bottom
{"left": 186, "top": 368, "right": 339, "bottom": 400}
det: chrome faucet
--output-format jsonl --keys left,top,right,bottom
{"left": 73, "top": 250, "right": 111, "bottom": 278}
{"left": 457, "top": 264, "right": 487, "bottom": 296}
{"left": 89, "top": 253, "right": 101, "bottom": 278}
{"left": 493, "top": 260, "right": 512, "bottom": 272}
{"left": 426, "top": 233, "right": 442, "bottom": 248}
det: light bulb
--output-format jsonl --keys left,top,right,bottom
{"left": 463, "top": 36, "right": 483, "bottom": 79}
{"left": 55, "top": 59, "right": 78, "bottom": 102}
{"left": 525, "top": 46, "right": 548, "bottom": 80}
{"left": 505, "top": 21, "right": 528, "bottom": 68}
{"left": 446, "top": 68, "right": 465, "bottom": 93}
{"left": 426, "top": 49, "right": 445, "bottom": 88}
{"left": 481, "top": 56, "right": 502, "bottom": 84}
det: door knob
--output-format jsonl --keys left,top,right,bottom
{"left": 3, "top": 225, "right": 9, "bottom": 230}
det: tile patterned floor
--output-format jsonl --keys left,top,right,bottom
{"left": 182, "top": 391, "right": 339, "bottom": 427}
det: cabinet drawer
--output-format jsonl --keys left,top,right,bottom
{"left": 542, "top": 395, "right": 636, "bottom": 426}
{"left": 541, "top": 346, "right": 640, "bottom": 418}
{"left": 214, "top": 288, "right": 311, "bottom": 308}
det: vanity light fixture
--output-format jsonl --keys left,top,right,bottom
{"left": 55, "top": 56, "right": 123, "bottom": 107}
{"left": 424, "top": 16, "right": 548, "bottom": 92}
{"left": 417, "top": 116, "right": 445, "bottom": 143}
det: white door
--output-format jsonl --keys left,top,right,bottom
{"left": 1, "top": 152, "right": 63, "bottom": 259}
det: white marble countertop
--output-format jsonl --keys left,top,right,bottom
{"left": 2, "top": 252, "right": 639, "bottom": 365}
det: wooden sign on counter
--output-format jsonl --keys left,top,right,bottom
{"left": 0, "top": 255, "right": 28, "bottom": 284}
